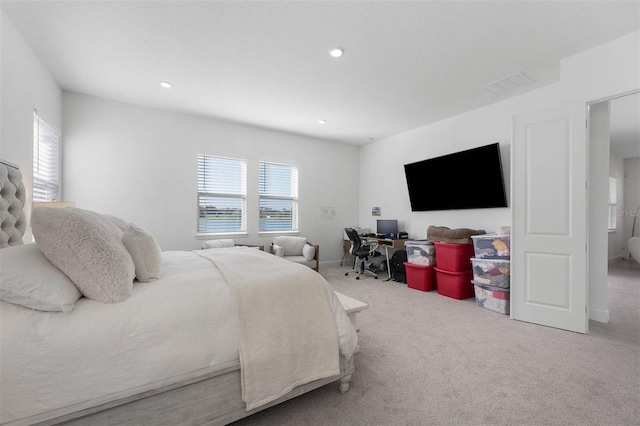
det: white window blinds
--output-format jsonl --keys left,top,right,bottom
{"left": 608, "top": 176, "right": 617, "bottom": 231}
{"left": 259, "top": 161, "right": 298, "bottom": 232}
{"left": 197, "top": 154, "right": 246, "bottom": 233}
{"left": 32, "top": 113, "right": 61, "bottom": 202}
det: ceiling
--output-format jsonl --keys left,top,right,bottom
{"left": 2, "top": 0, "right": 639, "bottom": 147}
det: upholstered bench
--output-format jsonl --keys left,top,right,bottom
{"left": 201, "top": 239, "right": 264, "bottom": 251}
{"left": 334, "top": 292, "right": 368, "bottom": 331}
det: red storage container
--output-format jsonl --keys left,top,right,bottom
{"left": 434, "top": 241, "right": 475, "bottom": 272}
{"left": 404, "top": 262, "right": 436, "bottom": 292}
{"left": 434, "top": 267, "right": 474, "bottom": 299}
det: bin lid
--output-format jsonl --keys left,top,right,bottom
{"left": 404, "top": 240, "right": 433, "bottom": 246}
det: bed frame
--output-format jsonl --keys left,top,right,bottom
{"left": 0, "top": 160, "right": 354, "bottom": 426}
{"left": 31, "top": 358, "right": 354, "bottom": 426}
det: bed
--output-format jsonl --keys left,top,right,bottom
{"left": 0, "top": 160, "right": 358, "bottom": 426}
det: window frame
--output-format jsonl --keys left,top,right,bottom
{"left": 32, "top": 112, "right": 61, "bottom": 202}
{"left": 196, "top": 154, "right": 247, "bottom": 236}
{"left": 258, "top": 161, "right": 299, "bottom": 234}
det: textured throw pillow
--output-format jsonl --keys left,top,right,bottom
{"left": 0, "top": 243, "right": 82, "bottom": 312}
{"left": 302, "top": 243, "right": 316, "bottom": 261}
{"left": 32, "top": 207, "right": 135, "bottom": 304}
{"left": 273, "top": 236, "right": 307, "bottom": 256}
{"left": 103, "top": 214, "right": 130, "bottom": 233}
{"left": 272, "top": 243, "right": 285, "bottom": 257}
{"left": 202, "top": 239, "right": 235, "bottom": 249}
{"left": 122, "top": 224, "right": 162, "bottom": 282}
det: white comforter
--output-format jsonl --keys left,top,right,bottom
{"left": 0, "top": 249, "right": 357, "bottom": 425}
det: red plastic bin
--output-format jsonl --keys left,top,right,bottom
{"left": 404, "top": 262, "right": 436, "bottom": 292}
{"left": 434, "top": 267, "right": 474, "bottom": 300}
{"left": 434, "top": 241, "right": 475, "bottom": 272}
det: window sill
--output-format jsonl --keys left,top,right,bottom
{"left": 195, "top": 232, "right": 249, "bottom": 240}
{"left": 258, "top": 230, "right": 299, "bottom": 237}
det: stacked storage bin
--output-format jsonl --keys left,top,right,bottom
{"left": 470, "top": 234, "right": 511, "bottom": 314}
{"left": 433, "top": 242, "right": 475, "bottom": 299}
{"left": 404, "top": 241, "right": 436, "bottom": 291}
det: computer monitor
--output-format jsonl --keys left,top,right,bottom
{"left": 377, "top": 219, "right": 398, "bottom": 237}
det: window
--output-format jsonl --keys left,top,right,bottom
{"left": 608, "top": 176, "right": 617, "bottom": 231}
{"left": 197, "top": 154, "right": 246, "bottom": 234}
{"left": 32, "top": 113, "right": 61, "bottom": 202}
{"left": 259, "top": 161, "right": 298, "bottom": 232}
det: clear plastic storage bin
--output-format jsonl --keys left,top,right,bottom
{"left": 405, "top": 240, "right": 435, "bottom": 266}
{"left": 471, "top": 234, "right": 510, "bottom": 259}
{"left": 471, "top": 258, "right": 510, "bottom": 288}
{"left": 473, "top": 282, "right": 510, "bottom": 314}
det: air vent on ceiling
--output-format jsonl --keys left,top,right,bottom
{"left": 482, "top": 72, "right": 534, "bottom": 96}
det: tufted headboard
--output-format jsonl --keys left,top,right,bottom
{"left": 0, "top": 160, "right": 27, "bottom": 248}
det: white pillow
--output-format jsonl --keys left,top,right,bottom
{"left": 302, "top": 243, "right": 316, "bottom": 261}
{"left": 122, "top": 224, "right": 162, "bottom": 282}
{"left": 273, "top": 236, "right": 307, "bottom": 256}
{"left": 202, "top": 239, "right": 235, "bottom": 249}
{"left": 0, "top": 243, "right": 82, "bottom": 312}
{"left": 32, "top": 207, "right": 135, "bottom": 304}
{"left": 272, "top": 243, "right": 285, "bottom": 257}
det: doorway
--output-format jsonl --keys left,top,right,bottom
{"left": 588, "top": 91, "right": 640, "bottom": 345}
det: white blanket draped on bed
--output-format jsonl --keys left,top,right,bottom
{"left": 196, "top": 248, "right": 341, "bottom": 411}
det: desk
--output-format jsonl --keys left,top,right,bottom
{"left": 362, "top": 237, "right": 413, "bottom": 280}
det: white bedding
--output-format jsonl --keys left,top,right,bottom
{"left": 0, "top": 249, "right": 357, "bottom": 425}
{"left": 198, "top": 249, "right": 342, "bottom": 410}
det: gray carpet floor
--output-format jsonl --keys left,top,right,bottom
{"left": 231, "top": 260, "right": 640, "bottom": 426}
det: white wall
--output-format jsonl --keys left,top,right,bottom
{"left": 623, "top": 157, "right": 640, "bottom": 256}
{"left": 0, "top": 9, "right": 62, "bottom": 243}
{"left": 62, "top": 92, "right": 360, "bottom": 260}
{"left": 359, "top": 31, "right": 640, "bottom": 322}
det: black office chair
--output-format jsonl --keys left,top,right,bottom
{"left": 344, "top": 228, "right": 379, "bottom": 280}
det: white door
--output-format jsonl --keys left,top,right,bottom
{"left": 511, "top": 103, "right": 588, "bottom": 334}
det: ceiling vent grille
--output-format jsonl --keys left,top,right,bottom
{"left": 482, "top": 72, "right": 534, "bottom": 96}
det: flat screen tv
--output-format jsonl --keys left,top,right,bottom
{"left": 404, "top": 142, "right": 507, "bottom": 211}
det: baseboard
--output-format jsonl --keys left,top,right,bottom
{"left": 608, "top": 254, "right": 626, "bottom": 264}
{"left": 589, "top": 307, "right": 610, "bottom": 323}
{"left": 320, "top": 260, "right": 343, "bottom": 269}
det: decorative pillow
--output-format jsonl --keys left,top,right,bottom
{"left": 103, "top": 214, "right": 130, "bottom": 234}
{"left": 122, "top": 224, "right": 162, "bottom": 282}
{"left": 273, "top": 236, "right": 307, "bottom": 256}
{"left": 0, "top": 243, "right": 82, "bottom": 312}
{"left": 272, "top": 243, "right": 285, "bottom": 257}
{"left": 31, "top": 207, "right": 135, "bottom": 304}
{"left": 302, "top": 243, "right": 316, "bottom": 261}
{"left": 202, "top": 239, "right": 235, "bottom": 249}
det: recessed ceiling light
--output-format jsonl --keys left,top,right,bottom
{"left": 329, "top": 47, "right": 344, "bottom": 58}
{"left": 318, "top": 119, "right": 327, "bottom": 124}
{"left": 160, "top": 81, "right": 172, "bottom": 88}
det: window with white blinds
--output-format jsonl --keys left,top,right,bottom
{"left": 197, "top": 154, "right": 246, "bottom": 233}
{"left": 608, "top": 176, "right": 617, "bottom": 231}
{"left": 259, "top": 161, "right": 298, "bottom": 232}
{"left": 32, "top": 113, "right": 61, "bottom": 202}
